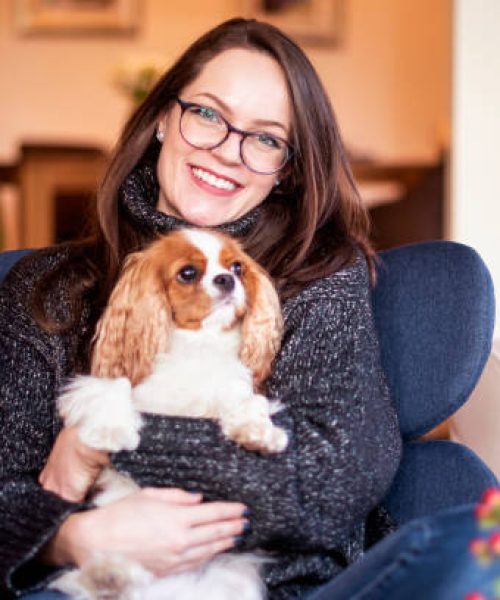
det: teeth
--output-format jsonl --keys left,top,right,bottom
{"left": 192, "top": 167, "right": 237, "bottom": 191}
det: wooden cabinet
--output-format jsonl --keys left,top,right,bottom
{"left": 353, "top": 159, "right": 445, "bottom": 251}
{"left": 0, "top": 144, "right": 107, "bottom": 249}
{"left": 18, "top": 145, "right": 107, "bottom": 248}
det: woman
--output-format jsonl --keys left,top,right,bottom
{"left": 1, "top": 17, "right": 404, "bottom": 599}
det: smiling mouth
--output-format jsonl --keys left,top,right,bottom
{"left": 190, "top": 166, "right": 240, "bottom": 192}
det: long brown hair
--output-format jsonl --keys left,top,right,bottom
{"left": 34, "top": 17, "right": 373, "bottom": 350}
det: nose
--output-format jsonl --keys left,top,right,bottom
{"left": 211, "top": 132, "right": 241, "bottom": 165}
{"left": 213, "top": 273, "right": 235, "bottom": 294}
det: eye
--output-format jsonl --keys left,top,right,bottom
{"left": 191, "top": 105, "right": 220, "bottom": 124}
{"left": 176, "top": 265, "right": 198, "bottom": 284}
{"left": 230, "top": 261, "right": 242, "bottom": 277}
{"left": 255, "top": 132, "right": 282, "bottom": 150}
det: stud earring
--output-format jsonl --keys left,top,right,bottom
{"left": 156, "top": 129, "right": 165, "bottom": 143}
{"left": 274, "top": 179, "right": 281, "bottom": 187}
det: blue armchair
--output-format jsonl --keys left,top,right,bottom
{"left": 0, "top": 241, "right": 497, "bottom": 526}
{"left": 373, "top": 241, "right": 497, "bottom": 525}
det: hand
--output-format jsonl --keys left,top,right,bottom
{"left": 44, "top": 488, "right": 248, "bottom": 576}
{"left": 39, "top": 426, "right": 109, "bottom": 502}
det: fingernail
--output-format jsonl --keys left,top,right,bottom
{"left": 243, "top": 520, "right": 252, "bottom": 534}
{"left": 234, "top": 535, "right": 245, "bottom": 547}
{"left": 243, "top": 507, "right": 251, "bottom": 518}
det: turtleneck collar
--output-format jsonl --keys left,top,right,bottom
{"left": 119, "top": 161, "right": 263, "bottom": 239}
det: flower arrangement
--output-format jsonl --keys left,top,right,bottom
{"left": 113, "top": 53, "right": 167, "bottom": 105}
{"left": 466, "top": 488, "right": 500, "bottom": 600}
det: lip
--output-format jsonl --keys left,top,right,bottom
{"left": 188, "top": 164, "right": 243, "bottom": 197}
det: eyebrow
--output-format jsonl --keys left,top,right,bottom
{"left": 191, "top": 92, "right": 289, "bottom": 135}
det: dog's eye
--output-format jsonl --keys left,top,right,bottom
{"left": 177, "top": 265, "right": 198, "bottom": 284}
{"left": 230, "top": 262, "right": 242, "bottom": 277}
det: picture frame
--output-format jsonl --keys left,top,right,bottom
{"left": 15, "top": 0, "right": 138, "bottom": 35}
{"left": 242, "top": 0, "right": 343, "bottom": 46}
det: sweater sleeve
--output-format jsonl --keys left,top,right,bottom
{"left": 111, "top": 259, "right": 402, "bottom": 554}
{"left": 0, "top": 331, "right": 85, "bottom": 598}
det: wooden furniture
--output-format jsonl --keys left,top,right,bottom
{"left": 353, "top": 159, "right": 445, "bottom": 251}
{"left": 0, "top": 144, "right": 107, "bottom": 249}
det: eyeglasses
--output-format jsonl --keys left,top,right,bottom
{"left": 174, "top": 97, "right": 293, "bottom": 175}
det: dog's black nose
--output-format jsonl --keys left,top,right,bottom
{"left": 213, "top": 273, "right": 235, "bottom": 293}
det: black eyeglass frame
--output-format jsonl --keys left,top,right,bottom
{"left": 173, "top": 96, "right": 294, "bottom": 175}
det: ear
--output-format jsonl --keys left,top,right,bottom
{"left": 239, "top": 260, "right": 283, "bottom": 387}
{"left": 91, "top": 250, "right": 172, "bottom": 386}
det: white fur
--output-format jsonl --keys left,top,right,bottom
{"left": 184, "top": 229, "right": 226, "bottom": 301}
{"left": 52, "top": 553, "right": 268, "bottom": 600}
{"left": 133, "top": 326, "right": 287, "bottom": 452}
{"left": 52, "top": 231, "right": 287, "bottom": 600}
{"left": 58, "top": 376, "right": 141, "bottom": 452}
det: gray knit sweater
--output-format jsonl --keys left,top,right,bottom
{"left": 0, "top": 164, "right": 402, "bottom": 599}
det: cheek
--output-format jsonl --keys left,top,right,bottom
{"left": 157, "top": 135, "right": 192, "bottom": 209}
{"left": 159, "top": 128, "right": 186, "bottom": 174}
{"left": 245, "top": 173, "right": 275, "bottom": 206}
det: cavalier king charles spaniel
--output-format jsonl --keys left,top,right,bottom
{"left": 51, "top": 228, "right": 287, "bottom": 600}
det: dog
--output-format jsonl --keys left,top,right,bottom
{"left": 50, "top": 228, "right": 287, "bottom": 600}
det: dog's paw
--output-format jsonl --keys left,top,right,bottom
{"left": 221, "top": 393, "right": 288, "bottom": 454}
{"left": 229, "top": 419, "right": 288, "bottom": 454}
{"left": 79, "top": 421, "right": 141, "bottom": 453}
{"left": 265, "top": 425, "right": 288, "bottom": 453}
{"left": 59, "top": 376, "right": 142, "bottom": 452}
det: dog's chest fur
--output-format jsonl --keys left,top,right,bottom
{"left": 133, "top": 325, "right": 252, "bottom": 417}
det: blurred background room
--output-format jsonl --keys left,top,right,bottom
{"left": 1, "top": 0, "right": 499, "bottom": 474}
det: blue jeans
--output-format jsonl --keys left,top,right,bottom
{"left": 307, "top": 503, "right": 500, "bottom": 599}
{"left": 21, "top": 504, "right": 500, "bottom": 600}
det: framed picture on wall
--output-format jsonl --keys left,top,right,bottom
{"left": 16, "top": 0, "right": 138, "bottom": 34}
{"left": 242, "top": 0, "right": 343, "bottom": 46}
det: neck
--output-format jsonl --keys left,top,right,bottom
{"left": 119, "top": 161, "right": 264, "bottom": 240}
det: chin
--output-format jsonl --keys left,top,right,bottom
{"left": 50, "top": 228, "right": 287, "bottom": 600}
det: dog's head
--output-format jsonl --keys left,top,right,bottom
{"left": 91, "top": 228, "right": 283, "bottom": 386}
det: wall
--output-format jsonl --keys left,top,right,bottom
{"left": 451, "top": 0, "right": 500, "bottom": 336}
{"left": 0, "top": 0, "right": 450, "bottom": 164}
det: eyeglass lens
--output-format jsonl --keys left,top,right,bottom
{"left": 180, "top": 104, "right": 288, "bottom": 174}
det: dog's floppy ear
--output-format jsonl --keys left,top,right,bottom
{"left": 91, "top": 249, "right": 172, "bottom": 386}
{"left": 239, "top": 259, "right": 283, "bottom": 386}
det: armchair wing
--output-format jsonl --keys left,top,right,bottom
{"left": 372, "top": 241, "right": 497, "bottom": 525}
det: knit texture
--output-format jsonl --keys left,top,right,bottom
{"left": 0, "top": 163, "right": 402, "bottom": 598}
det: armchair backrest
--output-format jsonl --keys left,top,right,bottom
{"left": 371, "top": 241, "right": 495, "bottom": 441}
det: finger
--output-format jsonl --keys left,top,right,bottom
{"left": 38, "top": 470, "right": 60, "bottom": 493}
{"left": 186, "top": 518, "right": 248, "bottom": 548}
{"left": 83, "top": 449, "right": 110, "bottom": 467}
{"left": 142, "top": 487, "right": 204, "bottom": 505}
{"left": 39, "top": 478, "right": 82, "bottom": 502}
{"left": 166, "top": 537, "right": 237, "bottom": 575}
{"left": 186, "top": 501, "right": 247, "bottom": 526}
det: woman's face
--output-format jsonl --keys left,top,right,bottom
{"left": 156, "top": 48, "right": 292, "bottom": 227}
